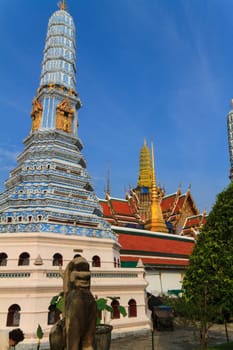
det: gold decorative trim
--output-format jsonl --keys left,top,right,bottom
{"left": 31, "top": 99, "right": 43, "bottom": 131}
{"left": 56, "top": 97, "right": 74, "bottom": 133}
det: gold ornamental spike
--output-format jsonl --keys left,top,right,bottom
{"left": 58, "top": 0, "right": 68, "bottom": 11}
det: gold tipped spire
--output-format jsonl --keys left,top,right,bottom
{"left": 58, "top": 0, "right": 67, "bottom": 11}
{"left": 137, "top": 139, "right": 152, "bottom": 188}
{"left": 145, "top": 142, "right": 168, "bottom": 233}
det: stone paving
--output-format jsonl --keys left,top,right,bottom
{"left": 110, "top": 323, "right": 233, "bottom": 350}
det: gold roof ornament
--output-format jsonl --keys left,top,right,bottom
{"left": 145, "top": 142, "right": 168, "bottom": 233}
{"left": 231, "top": 98, "right": 233, "bottom": 109}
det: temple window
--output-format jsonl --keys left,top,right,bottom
{"left": 18, "top": 252, "right": 30, "bottom": 266}
{"left": 128, "top": 299, "right": 137, "bottom": 317}
{"left": 7, "top": 217, "right": 12, "bottom": 223}
{"left": 53, "top": 253, "right": 63, "bottom": 266}
{"left": 111, "top": 300, "right": 120, "bottom": 319}
{"left": 0, "top": 253, "right": 8, "bottom": 266}
{"left": 92, "top": 255, "right": 101, "bottom": 267}
{"left": 6, "top": 304, "right": 21, "bottom": 327}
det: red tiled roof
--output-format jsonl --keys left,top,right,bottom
{"left": 202, "top": 217, "right": 208, "bottom": 225}
{"left": 118, "top": 233, "right": 194, "bottom": 256}
{"left": 99, "top": 200, "right": 112, "bottom": 217}
{"left": 183, "top": 214, "right": 208, "bottom": 229}
{"left": 121, "top": 256, "right": 189, "bottom": 267}
{"left": 161, "top": 194, "right": 176, "bottom": 212}
{"left": 185, "top": 215, "right": 202, "bottom": 227}
{"left": 110, "top": 199, "right": 134, "bottom": 215}
{"left": 173, "top": 195, "right": 185, "bottom": 214}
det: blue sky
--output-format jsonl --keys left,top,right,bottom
{"left": 0, "top": 0, "right": 232, "bottom": 212}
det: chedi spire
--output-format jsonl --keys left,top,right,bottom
{"left": 144, "top": 143, "right": 168, "bottom": 233}
{"left": 0, "top": 4, "right": 115, "bottom": 241}
{"left": 32, "top": 3, "right": 81, "bottom": 134}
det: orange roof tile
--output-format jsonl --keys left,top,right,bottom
{"left": 110, "top": 199, "right": 134, "bottom": 215}
{"left": 161, "top": 194, "right": 176, "bottom": 212}
{"left": 173, "top": 195, "right": 185, "bottom": 214}
{"left": 99, "top": 200, "right": 112, "bottom": 217}
{"left": 121, "top": 256, "right": 189, "bottom": 267}
{"left": 119, "top": 233, "right": 194, "bottom": 256}
{"left": 184, "top": 215, "right": 202, "bottom": 227}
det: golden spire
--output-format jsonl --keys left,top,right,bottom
{"left": 137, "top": 139, "right": 152, "bottom": 188}
{"left": 58, "top": 0, "right": 67, "bottom": 11}
{"left": 145, "top": 142, "right": 168, "bottom": 233}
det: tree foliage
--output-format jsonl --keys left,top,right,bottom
{"left": 182, "top": 182, "right": 233, "bottom": 348}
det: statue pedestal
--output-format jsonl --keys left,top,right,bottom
{"left": 94, "top": 325, "right": 113, "bottom": 350}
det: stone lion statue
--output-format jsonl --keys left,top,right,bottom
{"left": 49, "top": 256, "right": 97, "bottom": 350}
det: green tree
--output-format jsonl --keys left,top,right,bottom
{"left": 182, "top": 182, "right": 233, "bottom": 349}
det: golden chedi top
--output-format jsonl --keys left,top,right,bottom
{"left": 137, "top": 139, "right": 152, "bottom": 188}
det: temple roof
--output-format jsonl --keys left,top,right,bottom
{"left": 99, "top": 187, "right": 202, "bottom": 236}
{"left": 99, "top": 197, "right": 141, "bottom": 228}
{"left": 118, "top": 230, "right": 194, "bottom": 256}
{"left": 182, "top": 213, "right": 208, "bottom": 238}
{"left": 112, "top": 226, "right": 195, "bottom": 268}
{"left": 121, "top": 256, "right": 190, "bottom": 268}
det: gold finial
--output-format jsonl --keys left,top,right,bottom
{"left": 150, "top": 142, "right": 159, "bottom": 203}
{"left": 58, "top": 0, "right": 67, "bottom": 11}
{"left": 145, "top": 142, "right": 168, "bottom": 233}
{"left": 231, "top": 99, "right": 233, "bottom": 109}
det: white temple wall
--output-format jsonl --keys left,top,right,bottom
{"left": 145, "top": 269, "right": 183, "bottom": 296}
{"left": 0, "top": 232, "right": 150, "bottom": 346}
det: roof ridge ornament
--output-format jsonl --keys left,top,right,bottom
{"left": 58, "top": 0, "right": 68, "bottom": 11}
